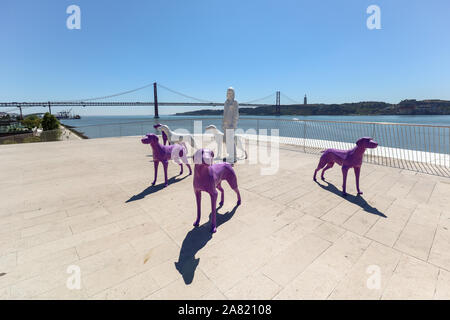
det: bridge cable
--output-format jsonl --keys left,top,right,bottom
{"left": 55, "top": 82, "right": 156, "bottom": 103}
{"left": 242, "top": 92, "right": 277, "bottom": 104}
{"left": 280, "top": 92, "right": 301, "bottom": 105}
{"left": 156, "top": 83, "right": 214, "bottom": 104}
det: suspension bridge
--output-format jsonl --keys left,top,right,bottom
{"left": 0, "top": 82, "right": 306, "bottom": 119}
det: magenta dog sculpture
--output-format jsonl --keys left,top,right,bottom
{"left": 193, "top": 149, "right": 241, "bottom": 233}
{"left": 313, "top": 137, "right": 378, "bottom": 196}
{"left": 141, "top": 133, "right": 192, "bottom": 187}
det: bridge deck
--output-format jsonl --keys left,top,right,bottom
{"left": 1, "top": 137, "right": 450, "bottom": 299}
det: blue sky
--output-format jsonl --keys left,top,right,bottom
{"left": 1, "top": 0, "right": 449, "bottom": 115}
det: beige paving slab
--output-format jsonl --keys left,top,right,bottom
{"left": 311, "top": 221, "right": 346, "bottom": 243}
{"left": 17, "top": 223, "right": 122, "bottom": 264}
{"left": 93, "top": 268, "right": 161, "bottom": 300}
{"left": 274, "top": 232, "right": 370, "bottom": 299}
{"left": 261, "top": 234, "right": 331, "bottom": 287}
{"left": 428, "top": 221, "right": 450, "bottom": 271}
{"left": 381, "top": 255, "right": 439, "bottom": 300}
{"left": 428, "top": 181, "right": 450, "bottom": 212}
{"left": 321, "top": 200, "right": 362, "bottom": 226}
{"left": 365, "top": 201, "right": 415, "bottom": 247}
{"left": 434, "top": 269, "right": 450, "bottom": 300}
{"left": 225, "top": 272, "right": 281, "bottom": 300}
{"left": 0, "top": 248, "right": 79, "bottom": 290}
{"left": 145, "top": 270, "right": 216, "bottom": 300}
{"left": 199, "top": 287, "right": 227, "bottom": 300}
{"left": 0, "top": 253, "right": 17, "bottom": 273}
{"left": 394, "top": 204, "right": 441, "bottom": 260}
{"left": 329, "top": 241, "right": 402, "bottom": 300}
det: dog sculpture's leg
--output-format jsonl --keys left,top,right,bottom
{"left": 234, "top": 187, "right": 241, "bottom": 206}
{"left": 191, "top": 135, "right": 198, "bottom": 150}
{"left": 314, "top": 158, "right": 327, "bottom": 181}
{"left": 354, "top": 166, "right": 362, "bottom": 195}
{"left": 162, "top": 131, "right": 168, "bottom": 145}
{"left": 152, "top": 161, "right": 159, "bottom": 186}
{"left": 321, "top": 162, "right": 334, "bottom": 181}
{"left": 210, "top": 191, "right": 218, "bottom": 233}
{"left": 181, "top": 152, "right": 192, "bottom": 175}
{"left": 236, "top": 136, "right": 247, "bottom": 160}
{"left": 193, "top": 190, "right": 201, "bottom": 227}
{"left": 162, "top": 161, "right": 169, "bottom": 187}
{"left": 216, "top": 135, "right": 223, "bottom": 159}
{"left": 173, "top": 152, "right": 183, "bottom": 175}
{"left": 342, "top": 166, "right": 349, "bottom": 196}
{"left": 217, "top": 183, "right": 225, "bottom": 206}
{"left": 226, "top": 172, "right": 241, "bottom": 206}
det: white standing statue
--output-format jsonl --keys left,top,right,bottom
{"left": 222, "top": 87, "right": 239, "bottom": 163}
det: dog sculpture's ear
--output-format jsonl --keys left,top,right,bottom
{"left": 210, "top": 150, "right": 214, "bottom": 159}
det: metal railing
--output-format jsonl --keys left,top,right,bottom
{"left": 23, "top": 117, "right": 450, "bottom": 177}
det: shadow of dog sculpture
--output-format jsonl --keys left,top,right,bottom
{"left": 141, "top": 133, "right": 192, "bottom": 187}
{"left": 313, "top": 137, "right": 378, "bottom": 196}
{"left": 193, "top": 149, "right": 241, "bottom": 233}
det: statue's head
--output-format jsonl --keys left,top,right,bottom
{"left": 141, "top": 133, "right": 159, "bottom": 145}
{"left": 356, "top": 137, "right": 378, "bottom": 149}
{"left": 193, "top": 149, "right": 215, "bottom": 166}
{"left": 226, "top": 87, "right": 235, "bottom": 101}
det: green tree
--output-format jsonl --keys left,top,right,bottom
{"left": 21, "top": 115, "right": 41, "bottom": 129}
{"left": 41, "top": 113, "right": 59, "bottom": 131}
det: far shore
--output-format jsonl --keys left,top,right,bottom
{"left": 174, "top": 99, "right": 450, "bottom": 117}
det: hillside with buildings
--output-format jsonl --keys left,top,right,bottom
{"left": 175, "top": 99, "right": 450, "bottom": 116}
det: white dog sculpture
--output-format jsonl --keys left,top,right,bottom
{"left": 153, "top": 123, "right": 198, "bottom": 150}
{"left": 205, "top": 125, "right": 247, "bottom": 160}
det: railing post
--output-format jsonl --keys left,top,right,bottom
{"left": 303, "top": 121, "right": 307, "bottom": 153}
{"left": 256, "top": 119, "right": 259, "bottom": 147}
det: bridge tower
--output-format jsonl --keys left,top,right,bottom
{"left": 153, "top": 82, "right": 159, "bottom": 119}
{"left": 276, "top": 91, "right": 281, "bottom": 115}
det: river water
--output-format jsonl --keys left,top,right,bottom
{"left": 60, "top": 115, "right": 450, "bottom": 154}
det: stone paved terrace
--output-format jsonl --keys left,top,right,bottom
{"left": 1, "top": 136, "right": 450, "bottom": 300}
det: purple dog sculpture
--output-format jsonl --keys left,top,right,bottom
{"left": 193, "top": 149, "right": 241, "bottom": 233}
{"left": 141, "top": 133, "right": 192, "bottom": 187}
{"left": 313, "top": 137, "right": 378, "bottom": 196}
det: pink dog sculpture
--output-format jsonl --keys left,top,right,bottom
{"left": 193, "top": 149, "right": 241, "bottom": 233}
{"left": 313, "top": 137, "right": 378, "bottom": 196}
{"left": 141, "top": 133, "right": 192, "bottom": 187}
